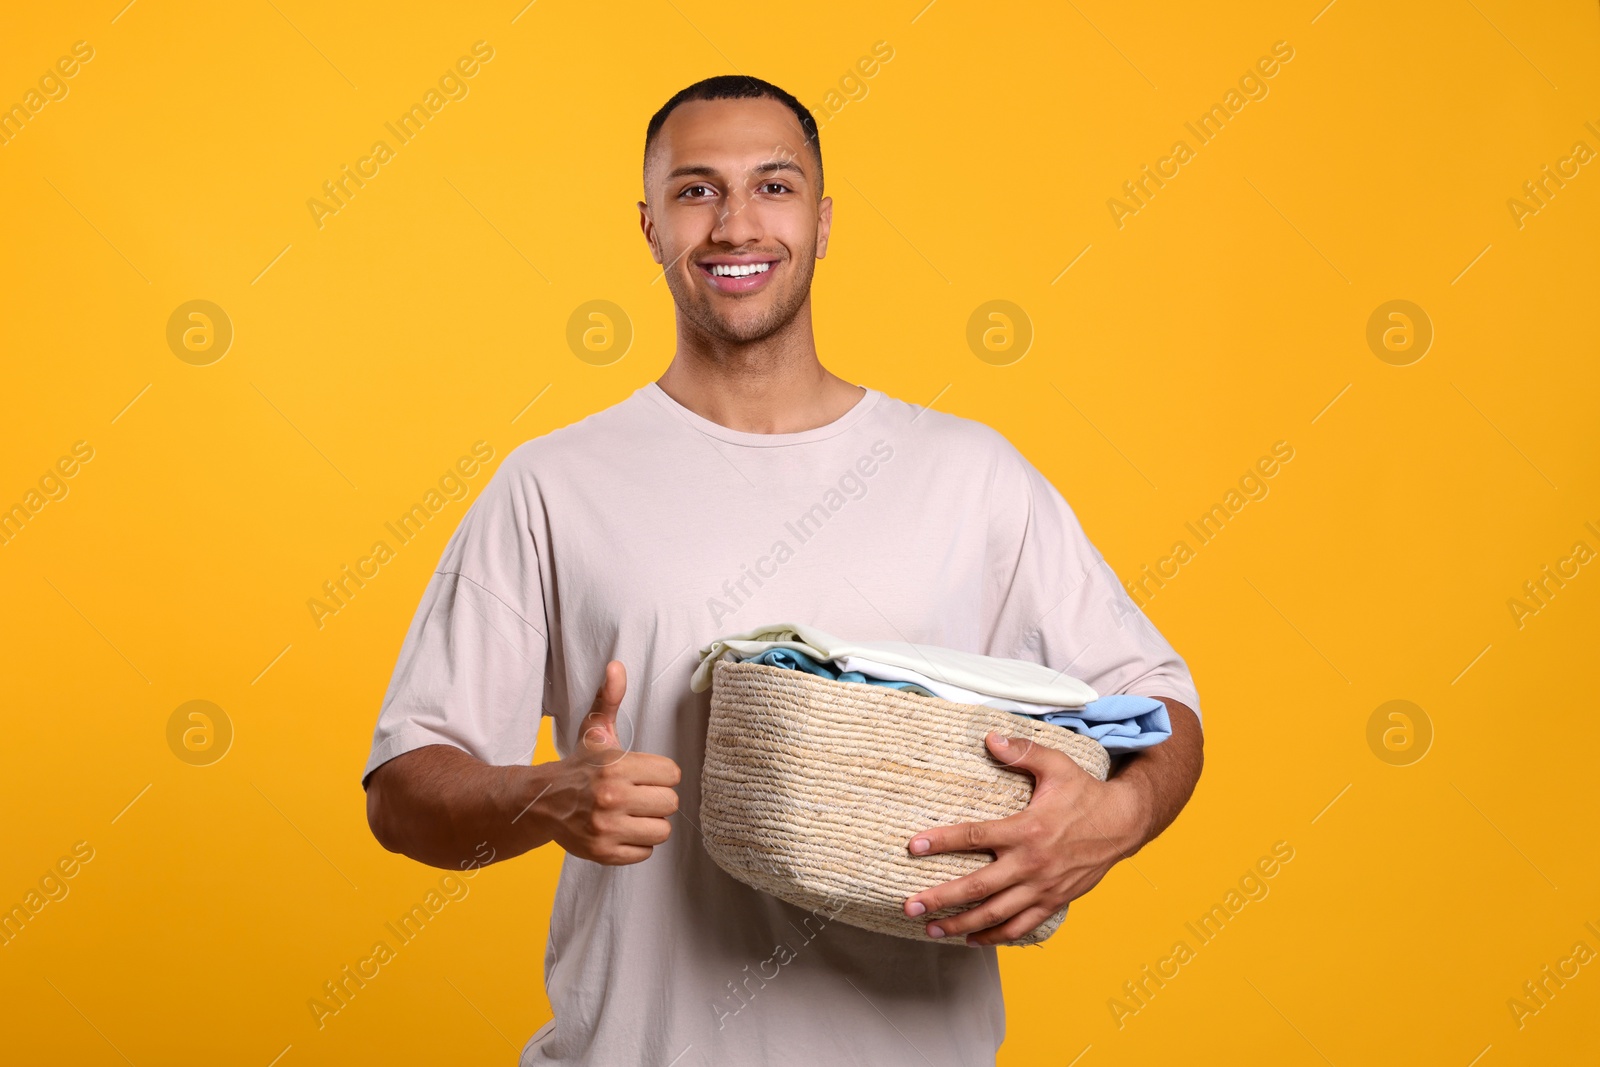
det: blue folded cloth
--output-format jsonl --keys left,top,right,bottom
{"left": 1034, "top": 697, "right": 1170, "bottom": 753}
{"left": 735, "top": 648, "right": 1170, "bottom": 752}
{"left": 741, "top": 648, "right": 938, "bottom": 694}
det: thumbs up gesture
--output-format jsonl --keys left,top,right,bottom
{"left": 537, "top": 661, "right": 683, "bottom": 865}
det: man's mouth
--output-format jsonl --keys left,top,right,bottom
{"left": 696, "top": 258, "right": 778, "bottom": 294}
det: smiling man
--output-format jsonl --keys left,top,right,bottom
{"left": 362, "top": 76, "right": 1204, "bottom": 1066}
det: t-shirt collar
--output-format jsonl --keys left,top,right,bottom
{"left": 642, "top": 381, "right": 881, "bottom": 447}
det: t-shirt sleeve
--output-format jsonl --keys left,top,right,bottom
{"left": 360, "top": 455, "right": 551, "bottom": 786}
{"left": 985, "top": 439, "right": 1203, "bottom": 730}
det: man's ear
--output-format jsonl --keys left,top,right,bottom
{"left": 815, "top": 194, "right": 833, "bottom": 259}
{"left": 638, "top": 200, "right": 663, "bottom": 264}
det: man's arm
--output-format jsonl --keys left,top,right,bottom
{"left": 365, "top": 745, "right": 557, "bottom": 870}
{"left": 1105, "top": 696, "right": 1204, "bottom": 849}
{"left": 898, "top": 695, "right": 1203, "bottom": 945}
{"left": 365, "top": 661, "right": 682, "bottom": 871}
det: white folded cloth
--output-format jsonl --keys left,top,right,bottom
{"left": 824, "top": 655, "right": 1075, "bottom": 714}
{"left": 690, "top": 622, "right": 1099, "bottom": 708}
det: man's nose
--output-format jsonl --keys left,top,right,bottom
{"left": 711, "top": 188, "right": 761, "bottom": 246}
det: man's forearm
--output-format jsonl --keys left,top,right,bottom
{"left": 1107, "top": 698, "right": 1204, "bottom": 849}
{"left": 365, "top": 744, "right": 556, "bottom": 870}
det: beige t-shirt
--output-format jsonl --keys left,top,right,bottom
{"left": 362, "top": 382, "right": 1202, "bottom": 1066}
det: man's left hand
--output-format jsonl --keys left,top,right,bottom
{"left": 903, "top": 730, "right": 1150, "bottom": 946}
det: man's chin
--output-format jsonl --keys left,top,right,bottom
{"left": 693, "top": 304, "right": 794, "bottom": 345}
{"left": 707, "top": 321, "right": 781, "bottom": 344}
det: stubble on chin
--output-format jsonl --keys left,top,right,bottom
{"left": 666, "top": 253, "right": 815, "bottom": 345}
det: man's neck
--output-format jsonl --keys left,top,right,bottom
{"left": 655, "top": 306, "right": 865, "bottom": 434}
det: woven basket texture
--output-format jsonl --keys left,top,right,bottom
{"left": 700, "top": 659, "right": 1111, "bottom": 946}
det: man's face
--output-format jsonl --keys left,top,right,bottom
{"left": 640, "top": 97, "right": 831, "bottom": 345}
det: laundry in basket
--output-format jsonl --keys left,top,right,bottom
{"left": 691, "top": 621, "right": 1172, "bottom": 751}
{"left": 693, "top": 629, "right": 1117, "bottom": 946}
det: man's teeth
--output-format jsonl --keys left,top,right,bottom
{"left": 708, "top": 262, "right": 772, "bottom": 277}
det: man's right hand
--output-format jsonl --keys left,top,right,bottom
{"left": 534, "top": 660, "right": 682, "bottom": 865}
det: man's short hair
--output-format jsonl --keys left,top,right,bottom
{"left": 643, "top": 75, "right": 823, "bottom": 195}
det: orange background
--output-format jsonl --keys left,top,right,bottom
{"left": 2, "top": 1, "right": 1597, "bottom": 1063}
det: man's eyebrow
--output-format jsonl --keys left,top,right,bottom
{"left": 664, "top": 164, "right": 720, "bottom": 181}
{"left": 753, "top": 159, "right": 806, "bottom": 178}
{"left": 663, "top": 159, "right": 808, "bottom": 182}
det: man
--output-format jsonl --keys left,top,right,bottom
{"left": 363, "top": 75, "right": 1203, "bottom": 1065}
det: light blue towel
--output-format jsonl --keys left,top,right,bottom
{"left": 1033, "top": 696, "right": 1170, "bottom": 753}
{"left": 736, "top": 649, "right": 1170, "bottom": 753}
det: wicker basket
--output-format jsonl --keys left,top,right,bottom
{"left": 699, "top": 659, "right": 1111, "bottom": 946}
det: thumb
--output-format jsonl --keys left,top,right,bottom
{"left": 985, "top": 730, "right": 1070, "bottom": 778}
{"left": 580, "top": 660, "right": 626, "bottom": 753}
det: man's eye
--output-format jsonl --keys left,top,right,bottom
{"left": 761, "top": 182, "right": 791, "bottom": 195}
{"left": 680, "top": 185, "right": 715, "bottom": 199}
